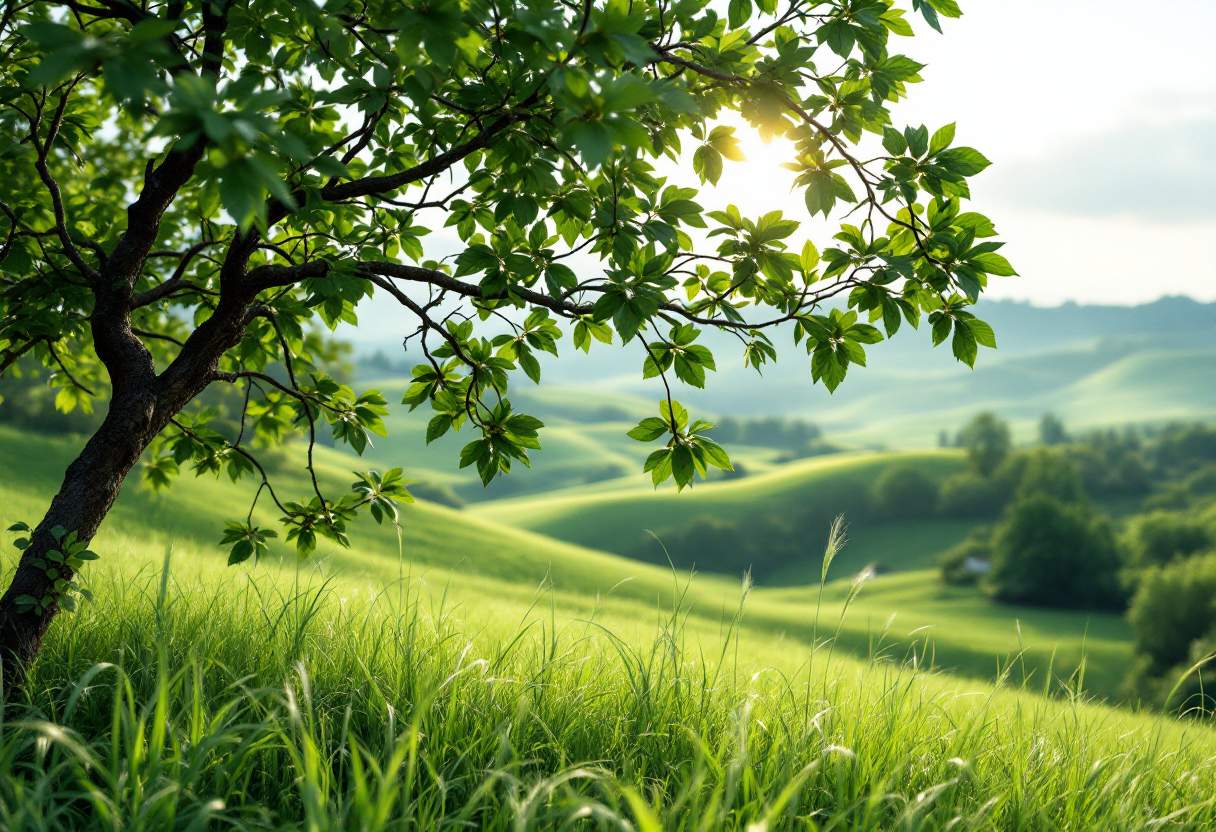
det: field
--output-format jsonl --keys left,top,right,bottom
{"left": 2, "top": 425, "right": 1213, "bottom": 828}
{"left": 3, "top": 296, "right": 1214, "bottom": 827}
{"left": 1, "top": 425, "right": 1134, "bottom": 700}
{"left": 471, "top": 451, "right": 970, "bottom": 569}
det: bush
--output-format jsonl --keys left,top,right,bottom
{"left": 986, "top": 494, "right": 1123, "bottom": 610}
{"left": 633, "top": 515, "right": 799, "bottom": 577}
{"left": 938, "top": 472, "right": 1008, "bottom": 518}
{"left": 939, "top": 533, "right": 993, "bottom": 587}
{"left": 1185, "top": 464, "right": 1216, "bottom": 496}
{"left": 1127, "top": 553, "right": 1216, "bottom": 672}
{"left": 869, "top": 464, "right": 938, "bottom": 521}
{"left": 1122, "top": 511, "right": 1210, "bottom": 568}
{"left": 1154, "top": 423, "right": 1216, "bottom": 475}
{"left": 1015, "top": 449, "right": 1086, "bottom": 505}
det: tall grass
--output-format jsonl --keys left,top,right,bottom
{"left": 2, "top": 549, "right": 1216, "bottom": 831}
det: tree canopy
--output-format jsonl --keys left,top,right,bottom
{"left": 0, "top": 0, "right": 1009, "bottom": 671}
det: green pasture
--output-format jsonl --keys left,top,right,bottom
{"left": 0, "top": 426, "right": 1133, "bottom": 701}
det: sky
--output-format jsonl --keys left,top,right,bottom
{"left": 716, "top": 0, "right": 1216, "bottom": 306}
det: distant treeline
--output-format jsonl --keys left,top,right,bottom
{"left": 633, "top": 415, "right": 1216, "bottom": 589}
{"left": 931, "top": 413, "right": 1216, "bottom": 713}
{"left": 713, "top": 416, "right": 824, "bottom": 451}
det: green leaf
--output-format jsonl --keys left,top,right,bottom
{"left": 628, "top": 417, "right": 669, "bottom": 442}
{"left": 967, "top": 318, "right": 997, "bottom": 349}
{"left": 692, "top": 145, "right": 723, "bottom": 185}
{"left": 968, "top": 251, "right": 1017, "bottom": 276}
{"left": 696, "top": 438, "right": 733, "bottom": 471}
{"left": 935, "top": 146, "right": 991, "bottom": 176}
{"left": 928, "top": 123, "right": 956, "bottom": 156}
{"left": 727, "top": 0, "right": 753, "bottom": 29}
{"left": 671, "top": 444, "right": 696, "bottom": 489}
{"left": 952, "top": 320, "right": 978, "bottom": 367}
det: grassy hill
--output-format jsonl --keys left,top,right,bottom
{"left": 472, "top": 450, "right": 973, "bottom": 575}
{"left": 3, "top": 423, "right": 1210, "bottom": 828}
{"left": 11, "top": 523, "right": 1212, "bottom": 829}
{"left": 0, "top": 426, "right": 1135, "bottom": 701}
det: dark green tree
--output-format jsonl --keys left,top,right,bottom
{"left": 1127, "top": 553, "right": 1216, "bottom": 674}
{"left": 1123, "top": 511, "right": 1211, "bottom": 569}
{"left": 1015, "top": 448, "right": 1085, "bottom": 505}
{"left": 0, "top": 0, "right": 1008, "bottom": 679}
{"left": 985, "top": 494, "right": 1122, "bottom": 610}
{"left": 1038, "top": 412, "right": 1068, "bottom": 446}
{"left": 958, "top": 412, "right": 1010, "bottom": 477}
{"left": 869, "top": 463, "right": 937, "bottom": 520}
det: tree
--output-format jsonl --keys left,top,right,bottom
{"left": 1127, "top": 553, "right": 1216, "bottom": 674}
{"left": 869, "top": 463, "right": 937, "bottom": 520}
{"left": 1015, "top": 448, "right": 1085, "bottom": 505}
{"left": 1038, "top": 412, "right": 1068, "bottom": 446}
{"left": 985, "top": 494, "right": 1122, "bottom": 610}
{"left": 957, "top": 411, "right": 1010, "bottom": 477}
{"left": 1123, "top": 511, "right": 1211, "bottom": 569}
{"left": 0, "top": 0, "right": 1008, "bottom": 681}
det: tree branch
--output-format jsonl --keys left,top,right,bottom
{"left": 131, "top": 241, "right": 222, "bottom": 308}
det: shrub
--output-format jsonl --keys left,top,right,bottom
{"left": 869, "top": 465, "right": 939, "bottom": 521}
{"left": 1127, "top": 553, "right": 1216, "bottom": 673}
{"left": 940, "top": 533, "right": 993, "bottom": 587}
{"left": 938, "top": 472, "right": 1008, "bottom": 518}
{"left": 1016, "top": 449, "right": 1086, "bottom": 505}
{"left": 1122, "top": 511, "right": 1210, "bottom": 568}
{"left": 633, "top": 515, "right": 799, "bottom": 577}
{"left": 1185, "top": 464, "right": 1216, "bottom": 496}
{"left": 986, "top": 494, "right": 1123, "bottom": 610}
{"left": 1154, "top": 423, "right": 1216, "bottom": 475}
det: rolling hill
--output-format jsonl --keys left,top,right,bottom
{"left": 0, "top": 425, "right": 1134, "bottom": 700}
{"left": 472, "top": 450, "right": 974, "bottom": 576}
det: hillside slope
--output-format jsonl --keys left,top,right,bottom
{"left": 0, "top": 426, "right": 1132, "bottom": 699}
{"left": 472, "top": 450, "right": 974, "bottom": 576}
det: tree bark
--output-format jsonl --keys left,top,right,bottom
{"left": 0, "top": 388, "right": 158, "bottom": 693}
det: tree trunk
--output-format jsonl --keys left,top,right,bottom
{"left": 0, "top": 388, "right": 158, "bottom": 693}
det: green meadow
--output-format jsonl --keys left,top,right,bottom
{"left": 4, "top": 299, "right": 1216, "bottom": 828}
{"left": 2, "top": 424, "right": 1211, "bottom": 829}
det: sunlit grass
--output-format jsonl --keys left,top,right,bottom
{"left": 4, "top": 540, "right": 1215, "bottom": 830}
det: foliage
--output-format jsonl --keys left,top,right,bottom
{"left": 1122, "top": 510, "right": 1212, "bottom": 569}
{"left": 955, "top": 412, "right": 1010, "bottom": 477}
{"left": 0, "top": 356, "right": 104, "bottom": 434}
{"left": 0, "top": 0, "right": 1008, "bottom": 582}
{"left": 1063, "top": 427, "right": 1151, "bottom": 500}
{"left": 1038, "top": 412, "right": 1068, "bottom": 446}
{"left": 1153, "top": 423, "right": 1216, "bottom": 477}
{"left": 1126, "top": 553, "right": 1216, "bottom": 676}
{"left": 985, "top": 494, "right": 1123, "bottom": 611}
{"left": 938, "top": 527, "right": 991, "bottom": 587}
{"left": 6, "top": 521, "right": 96, "bottom": 613}
{"left": 869, "top": 462, "right": 938, "bottom": 520}
{"left": 1014, "top": 448, "right": 1086, "bottom": 505}
{"left": 936, "top": 470, "right": 1009, "bottom": 518}
{"left": 634, "top": 513, "right": 800, "bottom": 577}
